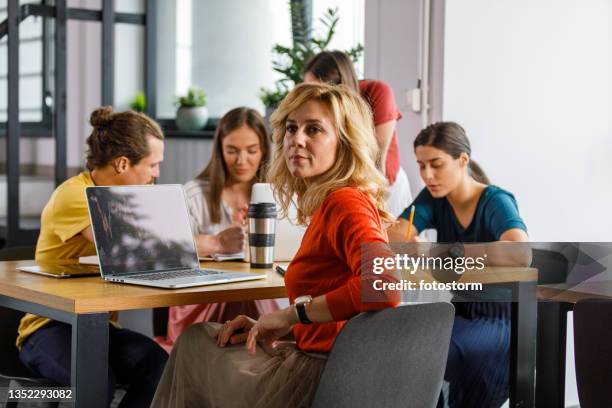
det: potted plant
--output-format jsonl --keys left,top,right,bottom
{"left": 259, "top": 83, "right": 290, "bottom": 119}
{"left": 259, "top": 5, "right": 364, "bottom": 111}
{"left": 130, "top": 91, "right": 146, "bottom": 113}
{"left": 176, "top": 87, "right": 208, "bottom": 131}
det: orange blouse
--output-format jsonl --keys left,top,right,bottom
{"left": 285, "top": 187, "right": 399, "bottom": 353}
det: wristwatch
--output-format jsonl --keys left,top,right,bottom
{"left": 294, "top": 295, "right": 313, "bottom": 324}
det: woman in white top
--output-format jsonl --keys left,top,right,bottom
{"left": 155, "top": 107, "right": 279, "bottom": 352}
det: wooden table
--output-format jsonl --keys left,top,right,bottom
{"left": 0, "top": 261, "right": 538, "bottom": 407}
{"left": 0, "top": 260, "right": 285, "bottom": 407}
{"left": 539, "top": 281, "right": 612, "bottom": 304}
{"left": 536, "top": 280, "right": 612, "bottom": 407}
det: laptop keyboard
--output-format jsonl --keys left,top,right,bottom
{"left": 129, "top": 269, "right": 222, "bottom": 281}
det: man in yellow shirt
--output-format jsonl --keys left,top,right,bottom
{"left": 17, "top": 106, "right": 168, "bottom": 407}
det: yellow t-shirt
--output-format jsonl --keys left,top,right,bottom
{"left": 16, "top": 172, "right": 118, "bottom": 348}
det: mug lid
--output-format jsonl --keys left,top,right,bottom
{"left": 248, "top": 202, "right": 277, "bottom": 218}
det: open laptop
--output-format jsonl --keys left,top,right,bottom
{"left": 85, "top": 184, "right": 266, "bottom": 289}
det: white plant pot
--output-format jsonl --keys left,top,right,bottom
{"left": 176, "top": 106, "right": 209, "bottom": 131}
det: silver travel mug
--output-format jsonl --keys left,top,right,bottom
{"left": 248, "top": 202, "right": 277, "bottom": 268}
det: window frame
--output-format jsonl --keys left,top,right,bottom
{"left": 0, "top": 2, "right": 53, "bottom": 138}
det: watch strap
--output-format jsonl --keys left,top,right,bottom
{"left": 296, "top": 302, "right": 313, "bottom": 324}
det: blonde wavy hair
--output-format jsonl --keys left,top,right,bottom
{"left": 268, "top": 82, "right": 392, "bottom": 225}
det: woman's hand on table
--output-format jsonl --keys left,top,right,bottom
{"left": 213, "top": 203, "right": 249, "bottom": 254}
{"left": 215, "top": 226, "right": 246, "bottom": 254}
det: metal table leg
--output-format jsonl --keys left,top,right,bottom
{"left": 510, "top": 281, "right": 537, "bottom": 408}
{"left": 535, "top": 301, "right": 572, "bottom": 407}
{"left": 71, "top": 313, "right": 109, "bottom": 408}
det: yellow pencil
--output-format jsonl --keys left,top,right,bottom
{"left": 407, "top": 205, "right": 415, "bottom": 240}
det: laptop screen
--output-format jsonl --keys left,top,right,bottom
{"left": 86, "top": 185, "right": 199, "bottom": 276}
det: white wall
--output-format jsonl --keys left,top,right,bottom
{"left": 443, "top": 1, "right": 612, "bottom": 406}
{"left": 443, "top": 0, "right": 612, "bottom": 242}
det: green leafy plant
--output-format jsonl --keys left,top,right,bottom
{"left": 259, "top": 82, "right": 290, "bottom": 110}
{"left": 176, "top": 87, "right": 207, "bottom": 108}
{"left": 130, "top": 91, "right": 146, "bottom": 112}
{"left": 260, "top": 5, "right": 364, "bottom": 108}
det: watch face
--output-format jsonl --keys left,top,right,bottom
{"left": 295, "top": 295, "right": 312, "bottom": 305}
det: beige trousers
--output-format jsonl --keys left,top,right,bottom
{"left": 151, "top": 322, "right": 326, "bottom": 408}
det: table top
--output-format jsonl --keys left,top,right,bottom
{"left": 0, "top": 261, "right": 287, "bottom": 314}
{"left": 538, "top": 280, "right": 612, "bottom": 304}
{"left": 409, "top": 267, "right": 537, "bottom": 285}
{"left": 0, "top": 260, "right": 538, "bottom": 314}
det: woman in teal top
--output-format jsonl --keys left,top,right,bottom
{"left": 389, "top": 122, "right": 528, "bottom": 407}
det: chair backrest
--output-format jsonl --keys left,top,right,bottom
{"left": 573, "top": 298, "right": 612, "bottom": 408}
{"left": 311, "top": 303, "right": 455, "bottom": 408}
{"left": 531, "top": 248, "right": 569, "bottom": 285}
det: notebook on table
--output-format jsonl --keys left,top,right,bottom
{"left": 18, "top": 262, "right": 100, "bottom": 278}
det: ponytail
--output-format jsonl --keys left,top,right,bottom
{"left": 468, "top": 159, "right": 490, "bottom": 184}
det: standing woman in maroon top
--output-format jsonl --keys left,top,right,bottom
{"left": 303, "top": 50, "right": 412, "bottom": 218}
{"left": 152, "top": 83, "right": 399, "bottom": 408}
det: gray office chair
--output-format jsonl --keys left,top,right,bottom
{"left": 573, "top": 298, "right": 612, "bottom": 408}
{"left": 532, "top": 248, "right": 569, "bottom": 285}
{"left": 311, "top": 302, "right": 455, "bottom": 408}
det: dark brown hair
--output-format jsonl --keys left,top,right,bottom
{"left": 85, "top": 106, "right": 164, "bottom": 171}
{"left": 414, "top": 122, "right": 490, "bottom": 184}
{"left": 304, "top": 50, "right": 359, "bottom": 92}
{"left": 197, "top": 107, "right": 270, "bottom": 223}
